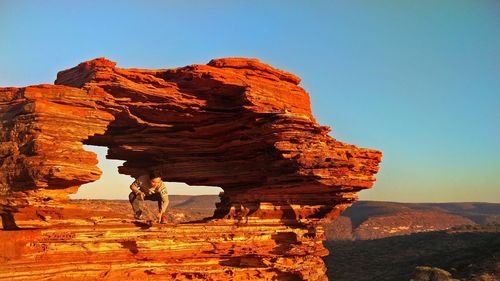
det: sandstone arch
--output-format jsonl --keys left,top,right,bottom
{"left": 0, "top": 58, "right": 382, "bottom": 280}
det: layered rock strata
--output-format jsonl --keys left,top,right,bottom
{"left": 0, "top": 58, "right": 382, "bottom": 280}
{"left": 0, "top": 220, "right": 329, "bottom": 281}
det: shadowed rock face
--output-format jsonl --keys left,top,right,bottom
{"left": 0, "top": 57, "right": 382, "bottom": 280}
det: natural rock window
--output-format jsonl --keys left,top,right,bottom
{"left": 0, "top": 58, "right": 382, "bottom": 280}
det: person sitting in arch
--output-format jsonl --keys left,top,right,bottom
{"left": 129, "top": 170, "right": 169, "bottom": 224}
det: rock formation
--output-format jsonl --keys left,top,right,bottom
{"left": 0, "top": 57, "right": 382, "bottom": 280}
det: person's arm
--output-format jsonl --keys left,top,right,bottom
{"left": 130, "top": 178, "right": 141, "bottom": 194}
{"left": 159, "top": 189, "right": 169, "bottom": 216}
{"left": 130, "top": 177, "right": 145, "bottom": 199}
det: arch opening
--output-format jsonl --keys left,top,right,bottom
{"left": 71, "top": 145, "right": 223, "bottom": 223}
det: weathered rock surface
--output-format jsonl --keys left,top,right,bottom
{"left": 1, "top": 220, "right": 331, "bottom": 281}
{"left": 0, "top": 57, "right": 382, "bottom": 280}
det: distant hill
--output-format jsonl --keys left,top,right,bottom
{"left": 342, "top": 201, "right": 500, "bottom": 226}
{"left": 324, "top": 201, "right": 500, "bottom": 240}
{"left": 409, "top": 202, "right": 500, "bottom": 225}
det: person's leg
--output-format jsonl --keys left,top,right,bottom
{"left": 129, "top": 192, "right": 142, "bottom": 218}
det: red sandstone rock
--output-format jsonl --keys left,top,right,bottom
{"left": 0, "top": 85, "right": 113, "bottom": 219}
{"left": 0, "top": 57, "right": 382, "bottom": 280}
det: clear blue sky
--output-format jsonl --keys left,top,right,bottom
{"left": 1, "top": 1, "right": 499, "bottom": 202}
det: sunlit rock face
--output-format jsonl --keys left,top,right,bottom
{"left": 0, "top": 84, "right": 113, "bottom": 229}
{"left": 0, "top": 58, "right": 382, "bottom": 280}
